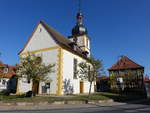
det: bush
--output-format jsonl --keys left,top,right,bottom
{"left": 0, "top": 90, "right": 10, "bottom": 96}
{"left": 26, "top": 91, "right": 36, "bottom": 97}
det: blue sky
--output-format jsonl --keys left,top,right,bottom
{"left": 0, "top": 0, "right": 150, "bottom": 75}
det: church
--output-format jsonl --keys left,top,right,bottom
{"left": 17, "top": 12, "right": 95, "bottom": 96}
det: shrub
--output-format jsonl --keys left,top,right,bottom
{"left": 0, "top": 90, "right": 10, "bottom": 96}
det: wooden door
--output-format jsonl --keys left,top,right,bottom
{"left": 32, "top": 81, "right": 39, "bottom": 94}
{"left": 80, "top": 81, "right": 84, "bottom": 93}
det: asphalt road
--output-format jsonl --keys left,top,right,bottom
{"left": 0, "top": 101, "right": 149, "bottom": 113}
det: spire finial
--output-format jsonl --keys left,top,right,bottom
{"left": 78, "top": 0, "right": 81, "bottom": 12}
{"left": 71, "top": 0, "right": 87, "bottom": 36}
{"left": 76, "top": 0, "right": 83, "bottom": 25}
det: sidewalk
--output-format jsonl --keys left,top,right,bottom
{"left": 0, "top": 99, "right": 149, "bottom": 111}
{"left": 0, "top": 101, "right": 125, "bottom": 111}
{"left": 0, "top": 94, "right": 149, "bottom": 111}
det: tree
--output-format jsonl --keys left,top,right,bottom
{"left": 16, "top": 54, "right": 55, "bottom": 94}
{"left": 78, "top": 56, "right": 103, "bottom": 98}
{"left": 0, "top": 64, "right": 4, "bottom": 79}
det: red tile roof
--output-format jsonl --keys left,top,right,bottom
{"left": 0, "top": 61, "right": 16, "bottom": 78}
{"left": 108, "top": 56, "right": 144, "bottom": 71}
{"left": 96, "top": 76, "right": 109, "bottom": 82}
{"left": 144, "top": 77, "right": 150, "bottom": 82}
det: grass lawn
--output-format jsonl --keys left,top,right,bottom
{"left": 0, "top": 92, "right": 144, "bottom": 103}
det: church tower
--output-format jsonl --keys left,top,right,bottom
{"left": 69, "top": 5, "right": 90, "bottom": 57}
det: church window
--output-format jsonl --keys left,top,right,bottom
{"left": 86, "top": 39, "right": 89, "bottom": 48}
{"left": 39, "top": 28, "right": 42, "bottom": 32}
{"left": 73, "top": 58, "right": 78, "bottom": 79}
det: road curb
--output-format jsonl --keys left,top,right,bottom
{"left": 0, "top": 99, "right": 114, "bottom": 106}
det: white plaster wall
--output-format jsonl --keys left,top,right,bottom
{"left": 62, "top": 49, "right": 95, "bottom": 94}
{"left": 36, "top": 49, "right": 58, "bottom": 94}
{"left": 77, "top": 35, "right": 90, "bottom": 56}
{"left": 18, "top": 78, "right": 32, "bottom": 93}
{"left": 19, "top": 49, "right": 58, "bottom": 94}
{"left": 77, "top": 36, "right": 84, "bottom": 47}
{"left": 83, "top": 81, "right": 94, "bottom": 93}
{"left": 19, "top": 22, "right": 60, "bottom": 94}
{"left": 22, "top": 24, "right": 58, "bottom": 53}
{"left": 84, "top": 36, "right": 90, "bottom": 56}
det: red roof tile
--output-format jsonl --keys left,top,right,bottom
{"left": 108, "top": 56, "right": 144, "bottom": 71}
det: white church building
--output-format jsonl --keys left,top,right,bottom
{"left": 17, "top": 12, "right": 95, "bottom": 96}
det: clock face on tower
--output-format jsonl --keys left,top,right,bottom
{"left": 79, "top": 27, "right": 86, "bottom": 32}
{"left": 72, "top": 25, "right": 87, "bottom": 36}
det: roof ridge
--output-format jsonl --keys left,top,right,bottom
{"left": 40, "top": 21, "right": 87, "bottom": 58}
{"left": 40, "top": 20, "right": 71, "bottom": 43}
{"left": 40, "top": 20, "right": 73, "bottom": 47}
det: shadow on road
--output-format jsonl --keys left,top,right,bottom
{"left": 99, "top": 92, "right": 150, "bottom": 105}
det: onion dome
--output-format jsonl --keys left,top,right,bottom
{"left": 72, "top": 12, "right": 88, "bottom": 36}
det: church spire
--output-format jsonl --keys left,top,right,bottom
{"left": 69, "top": 0, "right": 90, "bottom": 57}
{"left": 71, "top": 0, "right": 87, "bottom": 36}
{"left": 76, "top": 0, "right": 83, "bottom": 25}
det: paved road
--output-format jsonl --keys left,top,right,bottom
{"left": 0, "top": 101, "right": 149, "bottom": 113}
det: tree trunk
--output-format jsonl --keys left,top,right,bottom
{"left": 88, "top": 81, "right": 92, "bottom": 99}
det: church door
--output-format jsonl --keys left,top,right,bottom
{"left": 32, "top": 81, "right": 39, "bottom": 94}
{"left": 80, "top": 81, "right": 84, "bottom": 93}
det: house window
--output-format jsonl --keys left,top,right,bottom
{"left": 42, "top": 86, "right": 47, "bottom": 93}
{"left": 73, "top": 58, "right": 78, "bottom": 79}
{"left": 2, "top": 80, "right": 6, "bottom": 85}
{"left": 3, "top": 68, "right": 8, "bottom": 73}
{"left": 45, "top": 83, "right": 50, "bottom": 89}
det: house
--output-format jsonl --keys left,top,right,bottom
{"left": 0, "top": 61, "right": 16, "bottom": 91}
{"left": 144, "top": 76, "right": 150, "bottom": 98}
{"left": 17, "top": 12, "right": 94, "bottom": 96}
{"left": 108, "top": 56, "right": 145, "bottom": 94}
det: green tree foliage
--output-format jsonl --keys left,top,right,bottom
{"left": 78, "top": 56, "right": 103, "bottom": 98}
{"left": 78, "top": 62, "right": 89, "bottom": 80}
{"left": 16, "top": 54, "right": 55, "bottom": 83}
{"left": 0, "top": 62, "right": 5, "bottom": 80}
{"left": 109, "top": 69, "right": 144, "bottom": 94}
